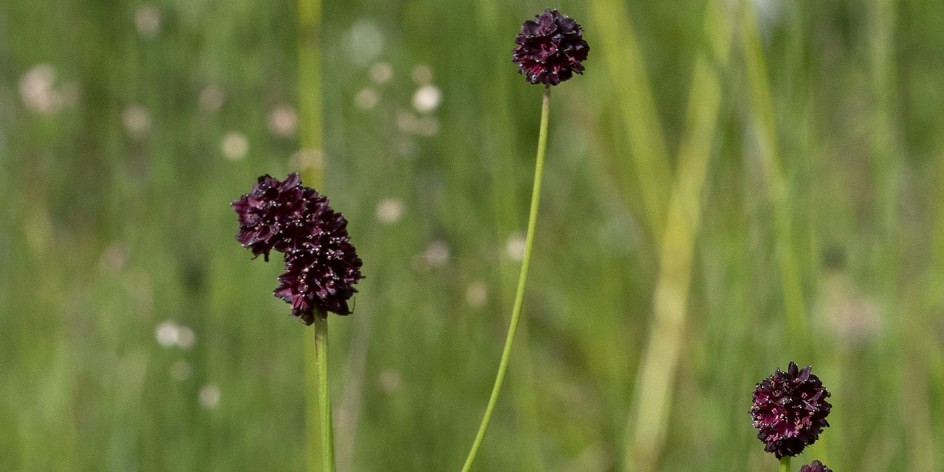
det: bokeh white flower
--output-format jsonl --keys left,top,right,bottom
{"left": 375, "top": 198, "right": 404, "bottom": 225}
{"left": 220, "top": 132, "right": 249, "bottom": 161}
{"left": 411, "top": 85, "right": 442, "bottom": 114}
{"left": 134, "top": 4, "right": 161, "bottom": 38}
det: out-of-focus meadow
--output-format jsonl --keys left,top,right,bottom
{"left": 2, "top": 0, "right": 944, "bottom": 470}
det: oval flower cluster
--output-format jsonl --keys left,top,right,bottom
{"left": 233, "top": 173, "right": 364, "bottom": 324}
{"left": 750, "top": 362, "right": 832, "bottom": 459}
{"left": 512, "top": 9, "right": 589, "bottom": 87}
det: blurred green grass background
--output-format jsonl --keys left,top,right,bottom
{"left": 2, "top": 0, "right": 944, "bottom": 470}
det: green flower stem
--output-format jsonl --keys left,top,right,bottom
{"left": 313, "top": 313, "right": 335, "bottom": 472}
{"left": 297, "top": 0, "right": 323, "bottom": 189}
{"left": 779, "top": 456, "right": 791, "bottom": 472}
{"left": 461, "top": 88, "right": 551, "bottom": 472}
{"left": 297, "top": 0, "right": 326, "bottom": 470}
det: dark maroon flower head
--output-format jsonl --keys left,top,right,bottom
{"left": 513, "top": 9, "right": 589, "bottom": 87}
{"left": 233, "top": 173, "right": 364, "bottom": 324}
{"left": 750, "top": 362, "right": 832, "bottom": 459}
{"left": 799, "top": 460, "right": 832, "bottom": 472}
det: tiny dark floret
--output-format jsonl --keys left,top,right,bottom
{"left": 233, "top": 173, "right": 364, "bottom": 324}
{"left": 512, "top": 9, "right": 589, "bottom": 87}
{"left": 750, "top": 362, "right": 832, "bottom": 459}
{"left": 799, "top": 460, "right": 832, "bottom": 472}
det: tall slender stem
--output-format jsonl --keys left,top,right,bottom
{"left": 461, "top": 88, "right": 551, "bottom": 472}
{"left": 779, "top": 456, "right": 791, "bottom": 472}
{"left": 297, "top": 0, "right": 326, "bottom": 470}
{"left": 313, "top": 314, "right": 335, "bottom": 472}
{"left": 297, "top": 0, "right": 323, "bottom": 189}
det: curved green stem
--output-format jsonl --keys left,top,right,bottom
{"left": 779, "top": 456, "right": 791, "bottom": 472}
{"left": 461, "top": 88, "right": 551, "bottom": 472}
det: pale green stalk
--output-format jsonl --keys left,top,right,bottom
{"left": 779, "top": 456, "right": 791, "bottom": 472}
{"left": 622, "top": 2, "right": 734, "bottom": 470}
{"left": 588, "top": 0, "right": 671, "bottom": 238}
{"left": 461, "top": 89, "right": 551, "bottom": 472}
{"left": 297, "top": 0, "right": 327, "bottom": 471}
{"left": 297, "top": 0, "right": 324, "bottom": 189}
{"left": 313, "top": 314, "right": 335, "bottom": 472}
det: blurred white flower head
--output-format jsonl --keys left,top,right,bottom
{"left": 505, "top": 233, "right": 526, "bottom": 262}
{"left": 378, "top": 369, "right": 402, "bottom": 393}
{"left": 375, "top": 197, "right": 404, "bottom": 224}
{"left": 199, "top": 384, "right": 221, "bottom": 409}
{"left": 155, "top": 321, "right": 178, "bottom": 348}
{"left": 175, "top": 325, "right": 196, "bottom": 349}
{"left": 123, "top": 104, "right": 152, "bottom": 139}
{"left": 816, "top": 273, "right": 884, "bottom": 346}
{"left": 369, "top": 61, "right": 393, "bottom": 84}
{"left": 20, "top": 64, "right": 71, "bottom": 115}
{"left": 411, "top": 85, "right": 442, "bottom": 114}
{"left": 466, "top": 281, "right": 488, "bottom": 308}
{"left": 355, "top": 87, "right": 380, "bottom": 110}
{"left": 419, "top": 240, "right": 449, "bottom": 269}
{"left": 155, "top": 320, "right": 197, "bottom": 349}
{"left": 220, "top": 132, "right": 249, "bottom": 161}
{"left": 198, "top": 84, "right": 226, "bottom": 112}
{"left": 267, "top": 105, "right": 298, "bottom": 138}
{"left": 135, "top": 4, "right": 161, "bottom": 38}
{"left": 346, "top": 19, "right": 384, "bottom": 66}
